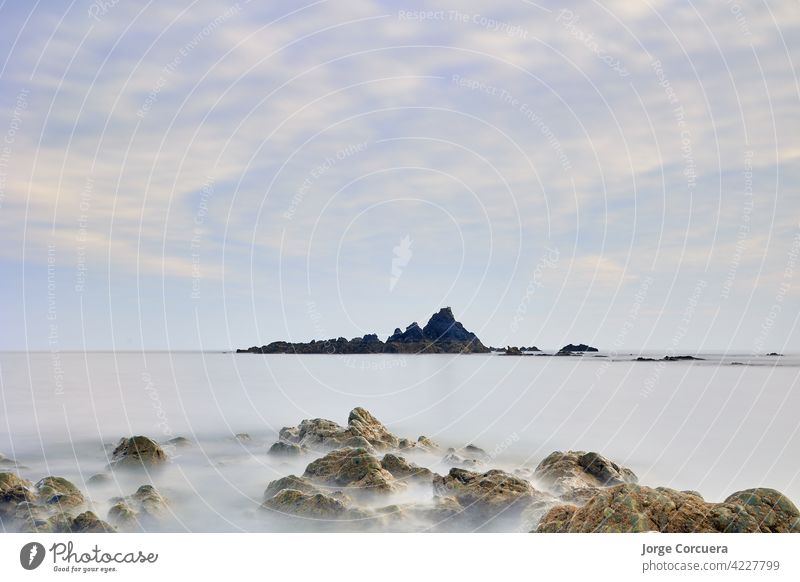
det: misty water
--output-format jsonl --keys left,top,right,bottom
{"left": 1, "top": 351, "right": 798, "bottom": 532}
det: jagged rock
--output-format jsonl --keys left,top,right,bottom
{"left": 536, "top": 484, "right": 800, "bottom": 533}
{"left": 303, "top": 448, "right": 401, "bottom": 494}
{"left": 533, "top": 451, "right": 637, "bottom": 497}
{"left": 274, "top": 408, "right": 402, "bottom": 453}
{"left": 388, "top": 322, "right": 425, "bottom": 343}
{"left": 239, "top": 307, "right": 489, "bottom": 354}
{"left": 433, "top": 468, "right": 537, "bottom": 518}
{"left": 279, "top": 418, "right": 350, "bottom": 450}
{"left": 34, "top": 476, "right": 84, "bottom": 509}
{"left": 262, "top": 489, "right": 349, "bottom": 519}
{"left": 502, "top": 346, "right": 523, "bottom": 356}
{"left": 264, "top": 475, "right": 322, "bottom": 500}
{"left": 109, "top": 436, "right": 168, "bottom": 469}
{"left": 380, "top": 454, "right": 434, "bottom": 483}
{"left": 347, "top": 407, "right": 399, "bottom": 450}
{"left": 267, "top": 441, "right": 305, "bottom": 457}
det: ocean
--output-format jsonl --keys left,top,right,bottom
{"left": 1, "top": 351, "right": 798, "bottom": 531}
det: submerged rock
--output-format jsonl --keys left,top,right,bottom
{"left": 107, "top": 485, "right": 169, "bottom": 531}
{"left": 533, "top": 450, "right": 637, "bottom": 498}
{"left": 416, "top": 436, "right": 439, "bottom": 451}
{"left": 87, "top": 473, "right": 112, "bottom": 486}
{"left": 165, "top": 436, "right": 192, "bottom": 448}
{"left": 303, "top": 448, "right": 401, "bottom": 494}
{"left": 108, "top": 502, "right": 138, "bottom": 530}
{"left": 70, "top": 511, "right": 115, "bottom": 533}
{"left": 267, "top": 441, "right": 305, "bottom": 457}
{"left": 536, "top": 484, "right": 800, "bottom": 533}
{"left": 109, "top": 436, "right": 168, "bottom": 469}
{"left": 441, "top": 445, "right": 489, "bottom": 469}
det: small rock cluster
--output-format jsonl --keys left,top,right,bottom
{"left": 0, "top": 435, "right": 171, "bottom": 533}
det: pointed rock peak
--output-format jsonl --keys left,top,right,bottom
{"left": 432, "top": 307, "right": 455, "bottom": 322}
{"left": 422, "top": 307, "right": 477, "bottom": 343}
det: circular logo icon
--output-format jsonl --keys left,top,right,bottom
{"left": 20, "top": 542, "right": 46, "bottom": 570}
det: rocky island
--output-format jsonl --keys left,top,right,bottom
{"left": 237, "top": 307, "right": 490, "bottom": 354}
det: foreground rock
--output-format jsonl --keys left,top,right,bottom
{"left": 433, "top": 468, "right": 544, "bottom": 519}
{"left": 303, "top": 448, "right": 401, "bottom": 494}
{"left": 264, "top": 475, "right": 322, "bottom": 500}
{"left": 238, "top": 307, "right": 490, "bottom": 354}
{"left": 109, "top": 436, "right": 168, "bottom": 469}
{"left": 0, "top": 473, "right": 34, "bottom": 520}
{"left": 262, "top": 489, "right": 351, "bottom": 519}
{"left": 107, "top": 485, "right": 169, "bottom": 531}
{"left": 348, "top": 408, "right": 400, "bottom": 450}
{"left": 537, "top": 484, "right": 800, "bottom": 533}
{"left": 35, "top": 476, "right": 85, "bottom": 510}
{"left": 69, "top": 511, "right": 115, "bottom": 533}
{"left": 271, "top": 407, "right": 405, "bottom": 454}
{"left": 380, "top": 454, "right": 435, "bottom": 483}
{"left": 534, "top": 450, "right": 637, "bottom": 501}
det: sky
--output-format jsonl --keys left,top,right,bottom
{"left": 0, "top": 0, "right": 798, "bottom": 352}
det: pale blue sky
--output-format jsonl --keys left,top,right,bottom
{"left": 0, "top": 0, "right": 798, "bottom": 352}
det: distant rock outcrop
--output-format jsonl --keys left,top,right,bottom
{"left": 557, "top": 344, "right": 598, "bottom": 354}
{"left": 237, "top": 307, "right": 489, "bottom": 354}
